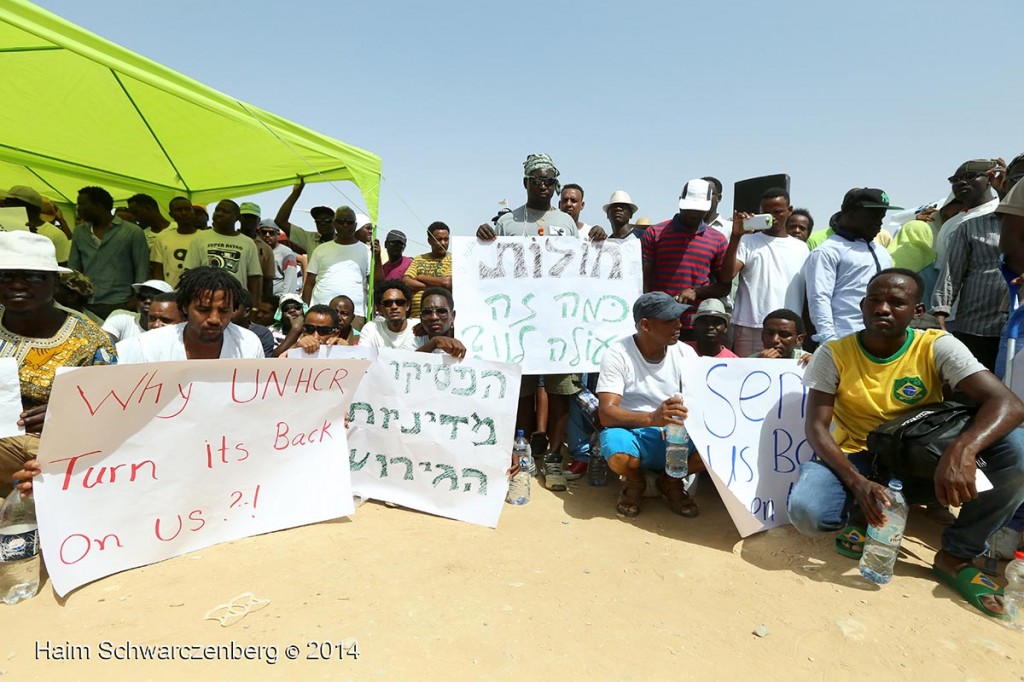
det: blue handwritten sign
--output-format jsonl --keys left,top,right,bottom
{"left": 680, "top": 358, "right": 817, "bottom": 537}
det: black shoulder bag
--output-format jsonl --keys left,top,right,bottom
{"left": 866, "top": 401, "right": 986, "bottom": 480}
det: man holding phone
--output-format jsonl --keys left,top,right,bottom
{"left": 721, "top": 187, "right": 809, "bottom": 356}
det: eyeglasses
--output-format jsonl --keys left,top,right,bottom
{"left": 0, "top": 270, "right": 49, "bottom": 283}
{"left": 420, "top": 307, "right": 450, "bottom": 317}
{"left": 380, "top": 299, "right": 408, "bottom": 307}
{"left": 258, "top": 229, "right": 278, "bottom": 236}
{"left": 948, "top": 172, "right": 985, "bottom": 184}
{"left": 303, "top": 324, "right": 338, "bottom": 335}
{"left": 528, "top": 177, "right": 558, "bottom": 187}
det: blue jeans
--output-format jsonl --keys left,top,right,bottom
{"left": 567, "top": 397, "right": 594, "bottom": 463}
{"left": 787, "top": 427, "right": 1024, "bottom": 559}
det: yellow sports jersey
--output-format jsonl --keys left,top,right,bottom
{"left": 829, "top": 328, "right": 944, "bottom": 453}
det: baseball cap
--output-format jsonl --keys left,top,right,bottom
{"left": 384, "top": 230, "right": 406, "bottom": 245}
{"left": 678, "top": 179, "right": 714, "bottom": 212}
{"left": 694, "top": 298, "right": 730, "bottom": 323}
{"left": 840, "top": 188, "right": 903, "bottom": 213}
{"left": 951, "top": 159, "right": 997, "bottom": 179}
{"left": 997, "top": 180, "right": 1024, "bottom": 219}
{"left": 632, "top": 292, "right": 688, "bottom": 324}
{"left": 0, "top": 185, "right": 43, "bottom": 208}
{"left": 239, "top": 202, "right": 261, "bottom": 217}
{"left": 310, "top": 205, "right": 334, "bottom": 219}
{"left": 131, "top": 279, "right": 174, "bottom": 294}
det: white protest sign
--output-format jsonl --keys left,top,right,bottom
{"left": 346, "top": 349, "right": 520, "bottom": 528}
{"left": 0, "top": 358, "right": 24, "bottom": 438}
{"left": 680, "top": 358, "right": 815, "bottom": 537}
{"left": 35, "top": 358, "right": 369, "bottom": 596}
{"left": 287, "top": 345, "right": 378, "bottom": 361}
{"left": 0, "top": 206, "right": 29, "bottom": 233}
{"left": 452, "top": 236, "right": 642, "bottom": 374}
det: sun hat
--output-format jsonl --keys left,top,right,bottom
{"left": 0, "top": 231, "right": 70, "bottom": 272}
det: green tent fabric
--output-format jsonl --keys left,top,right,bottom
{"left": 0, "top": 0, "right": 381, "bottom": 220}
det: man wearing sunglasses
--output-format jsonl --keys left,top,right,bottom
{"left": 415, "top": 287, "right": 465, "bottom": 358}
{"left": 934, "top": 159, "right": 1002, "bottom": 271}
{"left": 273, "top": 178, "right": 335, "bottom": 256}
{"left": 101, "top": 278, "right": 174, "bottom": 342}
{"left": 358, "top": 279, "right": 423, "bottom": 350}
{"left": 290, "top": 304, "right": 348, "bottom": 354}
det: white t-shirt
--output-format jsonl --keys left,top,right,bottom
{"left": 306, "top": 241, "right": 370, "bottom": 315}
{"left": 101, "top": 310, "right": 144, "bottom": 341}
{"left": 596, "top": 335, "right": 699, "bottom": 413}
{"left": 734, "top": 233, "right": 810, "bottom": 328}
{"left": 356, "top": 318, "right": 425, "bottom": 351}
{"left": 115, "top": 322, "right": 265, "bottom": 363}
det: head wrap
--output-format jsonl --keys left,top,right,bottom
{"left": 523, "top": 153, "right": 559, "bottom": 178}
{"left": 887, "top": 220, "right": 936, "bottom": 273}
{"left": 59, "top": 269, "right": 94, "bottom": 298}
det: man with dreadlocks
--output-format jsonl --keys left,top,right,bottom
{"left": 115, "top": 266, "right": 265, "bottom": 363}
{"left": 475, "top": 154, "right": 606, "bottom": 491}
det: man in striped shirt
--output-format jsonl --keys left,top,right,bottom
{"left": 641, "top": 178, "right": 731, "bottom": 341}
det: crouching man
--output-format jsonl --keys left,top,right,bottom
{"left": 596, "top": 292, "right": 704, "bottom": 518}
{"left": 788, "top": 268, "right": 1024, "bottom": 617}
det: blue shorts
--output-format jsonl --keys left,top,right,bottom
{"left": 600, "top": 427, "right": 668, "bottom": 470}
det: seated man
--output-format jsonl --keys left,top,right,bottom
{"left": 328, "top": 294, "right": 359, "bottom": 345}
{"left": 749, "top": 309, "right": 811, "bottom": 361}
{"left": 115, "top": 266, "right": 265, "bottom": 363}
{"left": 788, "top": 268, "right": 1024, "bottom": 617}
{"left": 596, "top": 292, "right": 703, "bottom": 518}
{"left": 357, "top": 279, "right": 422, "bottom": 350}
{"left": 281, "top": 304, "right": 348, "bottom": 355}
{"left": 101, "top": 279, "right": 174, "bottom": 342}
{"left": 0, "top": 232, "right": 115, "bottom": 498}
{"left": 688, "top": 299, "right": 738, "bottom": 358}
{"left": 146, "top": 292, "right": 183, "bottom": 330}
{"left": 415, "top": 286, "right": 466, "bottom": 358}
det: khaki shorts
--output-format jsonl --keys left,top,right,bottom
{"left": 0, "top": 434, "right": 39, "bottom": 498}
{"left": 520, "top": 374, "right": 580, "bottom": 397}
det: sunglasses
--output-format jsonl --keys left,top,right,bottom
{"left": 303, "top": 324, "right": 338, "bottom": 335}
{"left": 258, "top": 229, "right": 278, "bottom": 236}
{"left": 0, "top": 270, "right": 49, "bottom": 283}
{"left": 948, "top": 172, "right": 985, "bottom": 184}
{"left": 380, "top": 299, "right": 408, "bottom": 307}
{"left": 528, "top": 177, "right": 558, "bottom": 187}
{"left": 420, "top": 307, "right": 450, "bottom": 317}
{"left": 135, "top": 289, "right": 162, "bottom": 301}
{"left": 335, "top": 218, "right": 357, "bottom": 225}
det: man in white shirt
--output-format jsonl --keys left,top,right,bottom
{"left": 116, "top": 266, "right": 264, "bottom": 362}
{"left": 558, "top": 183, "right": 592, "bottom": 235}
{"left": 701, "top": 176, "right": 731, "bottom": 241}
{"left": 805, "top": 188, "right": 901, "bottom": 344}
{"left": 723, "top": 187, "right": 810, "bottom": 356}
{"left": 303, "top": 206, "right": 382, "bottom": 331}
{"left": 604, "top": 190, "right": 639, "bottom": 240}
{"left": 357, "top": 279, "right": 424, "bottom": 351}
{"left": 935, "top": 159, "right": 1002, "bottom": 270}
{"left": 596, "top": 292, "right": 702, "bottom": 519}
{"left": 102, "top": 278, "right": 174, "bottom": 342}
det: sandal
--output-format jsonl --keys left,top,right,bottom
{"left": 616, "top": 472, "right": 646, "bottom": 518}
{"left": 835, "top": 525, "right": 867, "bottom": 559}
{"left": 657, "top": 473, "right": 700, "bottom": 518}
{"left": 932, "top": 562, "right": 1004, "bottom": 618}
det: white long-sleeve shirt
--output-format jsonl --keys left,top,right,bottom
{"left": 805, "top": 234, "right": 892, "bottom": 343}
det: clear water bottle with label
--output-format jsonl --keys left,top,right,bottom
{"left": 858, "top": 479, "right": 909, "bottom": 585}
{"left": 0, "top": 486, "right": 41, "bottom": 605}
{"left": 506, "top": 430, "right": 532, "bottom": 505}
{"left": 664, "top": 394, "right": 689, "bottom": 479}
{"left": 1004, "top": 551, "right": 1024, "bottom": 631}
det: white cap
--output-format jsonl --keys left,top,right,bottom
{"left": 678, "top": 178, "right": 714, "bottom": 212}
{"left": 354, "top": 213, "right": 372, "bottom": 229}
{"left": 0, "top": 231, "right": 70, "bottom": 272}
{"left": 131, "top": 279, "right": 174, "bottom": 294}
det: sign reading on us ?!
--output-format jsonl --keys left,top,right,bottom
{"left": 452, "top": 236, "right": 643, "bottom": 374}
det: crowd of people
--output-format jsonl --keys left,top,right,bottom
{"left": 3, "top": 149, "right": 1024, "bottom": 620}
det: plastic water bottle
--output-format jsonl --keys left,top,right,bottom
{"left": 586, "top": 438, "right": 608, "bottom": 487}
{"left": 1005, "top": 551, "right": 1024, "bottom": 631}
{"left": 858, "top": 479, "right": 909, "bottom": 585}
{"left": 0, "top": 486, "right": 40, "bottom": 605}
{"left": 664, "top": 394, "right": 689, "bottom": 479}
{"left": 506, "top": 430, "right": 532, "bottom": 505}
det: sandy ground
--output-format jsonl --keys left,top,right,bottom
{"left": 2, "top": 475, "right": 1022, "bottom": 682}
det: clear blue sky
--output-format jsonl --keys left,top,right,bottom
{"left": 33, "top": 0, "right": 1024, "bottom": 251}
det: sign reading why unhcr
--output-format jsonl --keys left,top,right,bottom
{"left": 34, "top": 358, "right": 369, "bottom": 596}
{"left": 452, "top": 236, "right": 643, "bottom": 374}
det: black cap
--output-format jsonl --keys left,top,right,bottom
{"left": 840, "top": 188, "right": 903, "bottom": 213}
{"left": 632, "top": 292, "right": 688, "bottom": 324}
{"left": 384, "top": 230, "right": 406, "bottom": 245}
{"left": 310, "top": 205, "right": 334, "bottom": 219}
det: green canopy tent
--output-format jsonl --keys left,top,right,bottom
{"left": 0, "top": 0, "right": 381, "bottom": 220}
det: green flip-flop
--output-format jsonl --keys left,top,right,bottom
{"left": 931, "top": 564, "right": 1004, "bottom": 618}
{"left": 835, "top": 525, "right": 867, "bottom": 559}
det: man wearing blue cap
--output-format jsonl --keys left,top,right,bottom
{"left": 596, "top": 291, "right": 703, "bottom": 518}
